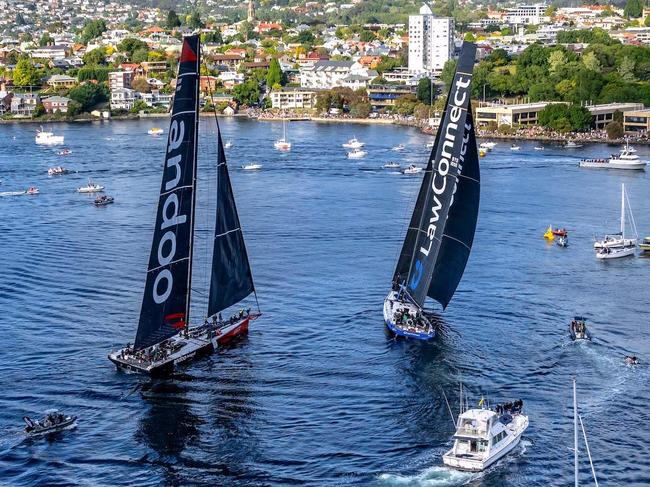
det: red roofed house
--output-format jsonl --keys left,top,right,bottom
{"left": 256, "top": 22, "right": 283, "bottom": 34}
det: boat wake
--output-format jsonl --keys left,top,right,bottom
{"left": 378, "top": 466, "right": 478, "bottom": 486}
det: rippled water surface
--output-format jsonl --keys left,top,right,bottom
{"left": 0, "top": 119, "right": 649, "bottom": 486}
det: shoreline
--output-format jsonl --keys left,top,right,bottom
{"left": 2, "top": 113, "right": 648, "bottom": 145}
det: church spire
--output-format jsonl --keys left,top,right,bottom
{"left": 247, "top": 0, "right": 256, "bottom": 22}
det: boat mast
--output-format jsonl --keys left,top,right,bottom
{"left": 574, "top": 378, "right": 579, "bottom": 487}
{"left": 620, "top": 183, "right": 625, "bottom": 239}
{"left": 184, "top": 40, "right": 201, "bottom": 334}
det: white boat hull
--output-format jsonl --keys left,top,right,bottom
{"left": 593, "top": 238, "right": 636, "bottom": 249}
{"left": 596, "top": 247, "right": 635, "bottom": 259}
{"left": 581, "top": 160, "right": 646, "bottom": 170}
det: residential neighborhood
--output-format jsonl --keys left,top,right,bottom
{"left": 0, "top": 0, "right": 649, "bottom": 137}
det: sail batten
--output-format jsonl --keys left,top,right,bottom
{"left": 392, "top": 42, "right": 479, "bottom": 311}
{"left": 207, "top": 121, "right": 256, "bottom": 317}
{"left": 134, "top": 36, "right": 201, "bottom": 350}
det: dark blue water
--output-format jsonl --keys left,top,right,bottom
{"left": 0, "top": 119, "right": 649, "bottom": 486}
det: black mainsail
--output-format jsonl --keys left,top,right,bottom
{"left": 207, "top": 123, "right": 256, "bottom": 317}
{"left": 135, "top": 36, "right": 200, "bottom": 350}
{"left": 393, "top": 42, "right": 479, "bottom": 310}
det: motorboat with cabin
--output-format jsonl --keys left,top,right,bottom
{"left": 48, "top": 166, "right": 70, "bottom": 176}
{"left": 594, "top": 183, "right": 637, "bottom": 251}
{"left": 35, "top": 127, "right": 64, "bottom": 145}
{"left": 564, "top": 140, "right": 583, "bottom": 149}
{"left": 347, "top": 148, "right": 367, "bottom": 159}
{"left": 24, "top": 410, "right": 76, "bottom": 436}
{"left": 77, "top": 179, "right": 104, "bottom": 193}
{"left": 108, "top": 36, "right": 261, "bottom": 376}
{"left": 443, "top": 400, "right": 529, "bottom": 472}
{"left": 94, "top": 195, "right": 114, "bottom": 206}
{"left": 401, "top": 164, "right": 422, "bottom": 174}
{"left": 342, "top": 137, "right": 365, "bottom": 149}
{"left": 479, "top": 141, "right": 496, "bottom": 150}
{"left": 639, "top": 237, "right": 650, "bottom": 252}
{"left": 384, "top": 42, "right": 480, "bottom": 341}
{"left": 580, "top": 142, "right": 646, "bottom": 170}
{"left": 570, "top": 316, "right": 590, "bottom": 341}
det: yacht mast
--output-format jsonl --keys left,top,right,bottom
{"left": 574, "top": 378, "right": 579, "bottom": 487}
{"left": 620, "top": 183, "right": 625, "bottom": 239}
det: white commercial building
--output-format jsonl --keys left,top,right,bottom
{"left": 506, "top": 4, "right": 548, "bottom": 25}
{"left": 408, "top": 3, "right": 454, "bottom": 74}
{"left": 300, "top": 61, "right": 376, "bottom": 89}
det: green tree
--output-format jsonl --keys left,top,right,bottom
{"left": 130, "top": 99, "right": 149, "bottom": 113}
{"left": 618, "top": 56, "right": 636, "bottom": 81}
{"left": 187, "top": 11, "right": 204, "bottom": 29}
{"left": 645, "top": 14, "right": 650, "bottom": 27}
{"left": 13, "top": 58, "right": 41, "bottom": 87}
{"left": 266, "top": 58, "right": 284, "bottom": 87}
{"left": 68, "top": 83, "right": 109, "bottom": 112}
{"left": 350, "top": 101, "right": 371, "bottom": 118}
{"left": 464, "top": 32, "right": 475, "bottom": 42}
{"left": 528, "top": 82, "right": 556, "bottom": 101}
{"left": 81, "top": 19, "right": 107, "bottom": 44}
{"left": 548, "top": 49, "right": 567, "bottom": 76}
{"left": 33, "top": 103, "right": 45, "bottom": 117}
{"left": 232, "top": 79, "right": 260, "bottom": 106}
{"left": 441, "top": 59, "right": 457, "bottom": 89}
{"left": 297, "top": 30, "right": 315, "bottom": 44}
{"left": 166, "top": 10, "right": 181, "bottom": 29}
{"left": 132, "top": 48, "right": 149, "bottom": 64}
{"left": 82, "top": 47, "right": 106, "bottom": 66}
{"left": 67, "top": 100, "right": 82, "bottom": 116}
{"left": 202, "top": 31, "right": 223, "bottom": 44}
{"left": 39, "top": 33, "right": 54, "bottom": 47}
{"left": 582, "top": 51, "right": 601, "bottom": 72}
{"left": 605, "top": 121, "right": 624, "bottom": 139}
{"left": 118, "top": 38, "right": 149, "bottom": 58}
{"left": 416, "top": 77, "right": 434, "bottom": 105}
{"left": 359, "top": 30, "right": 375, "bottom": 42}
{"left": 623, "top": 0, "right": 644, "bottom": 18}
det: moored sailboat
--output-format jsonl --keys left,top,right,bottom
{"left": 108, "top": 36, "right": 260, "bottom": 376}
{"left": 594, "top": 183, "right": 637, "bottom": 254}
{"left": 384, "top": 42, "right": 480, "bottom": 340}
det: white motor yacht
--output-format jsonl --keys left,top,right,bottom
{"left": 443, "top": 401, "right": 529, "bottom": 472}
{"left": 564, "top": 141, "right": 583, "bottom": 149}
{"left": 402, "top": 164, "right": 422, "bottom": 174}
{"left": 77, "top": 179, "right": 105, "bottom": 193}
{"left": 35, "top": 127, "right": 64, "bottom": 145}
{"left": 343, "top": 137, "right": 365, "bottom": 149}
{"left": 607, "top": 149, "right": 646, "bottom": 170}
{"left": 347, "top": 148, "right": 367, "bottom": 159}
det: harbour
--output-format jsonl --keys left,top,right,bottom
{"left": 1, "top": 114, "right": 649, "bottom": 485}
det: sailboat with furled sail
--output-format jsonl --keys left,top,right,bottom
{"left": 383, "top": 42, "right": 480, "bottom": 340}
{"left": 109, "top": 36, "right": 260, "bottom": 375}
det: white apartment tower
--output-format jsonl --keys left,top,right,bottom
{"left": 408, "top": 4, "right": 454, "bottom": 74}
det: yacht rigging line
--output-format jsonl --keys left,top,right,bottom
{"left": 579, "top": 415, "right": 600, "bottom": 487}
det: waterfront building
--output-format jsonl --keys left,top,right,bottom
{"left": 505, "top": 4, "right": 548, "bottom": 25}
{"left": 271, "top": 87, "right": 319, "bottom": 110}
{"left": 42, "top": 95, "right": 71, "bottom": 113}
{"left": 110, "top": 88, "right": 136, "bottom": 110}
{"left": 109, "top": 70, "right": 134, "bottom": 91}
{"left": 623, "top": 108, "right": 650, "bottom": 133}
{"left": 408, "top": 3, "right": 454, "bottom": 74}
{"left": 10, "top": 93, "right": 40, "bottom": 117}
{"left": 367, "top": 84, "right": 417, "bottom": 109}
{"left": 475, "top": 101, "right": 559, "bottom": 127}
{"left": 586, "top": 103, "right": 644, "bottom": 129}
{"left": 139, "top": 90, "right": 172, "bottom": 109}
